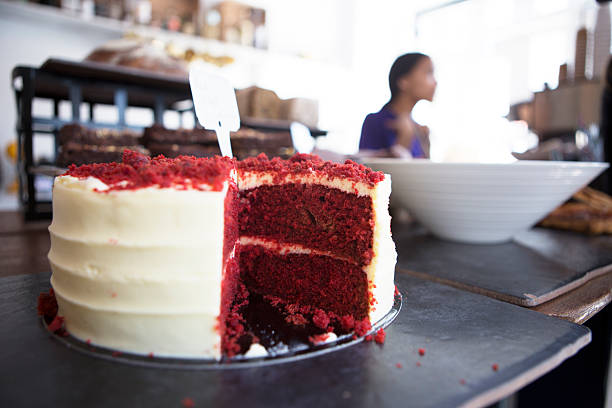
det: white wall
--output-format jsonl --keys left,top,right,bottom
{"left": 0, "top": 1, "right": 121, "bottom": 192}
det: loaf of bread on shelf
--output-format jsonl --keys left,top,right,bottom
{"left": 280, "top": 98, "right": 319, "bottom": 129}
{"left": 235, "top": 86, "right": 319, "bottom": 127}
{"left": 85, "top": 38, "right": 188, "bottom": 77}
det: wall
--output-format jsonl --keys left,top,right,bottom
{"left": 413, "top": 0, "right": 607, "bottom": 161}
{"left": 0, "top": 1, "right": 121, "bottom": 193}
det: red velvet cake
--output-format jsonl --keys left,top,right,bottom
{"left": 45, "top": 150, "right": 396, "bottom": 359}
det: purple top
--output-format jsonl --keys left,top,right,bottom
{"left": 359, "top": 106, "right": 425, "bottom": 157}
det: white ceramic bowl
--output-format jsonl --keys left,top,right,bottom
{"left": 362, "top": 159, "right": 609, "bottom": 244}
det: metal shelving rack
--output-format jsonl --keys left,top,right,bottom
{"left": 11, "top": 58, "right": 194, "bottom": 220}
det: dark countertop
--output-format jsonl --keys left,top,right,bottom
{"left": 0, "top": 210, "right": 604, "bottom": 407}
{"left": 393, "top": 222, "right": 612, "bottom": 323}
{"left": 0, "top": 271, "right": 590, "bottom": 408}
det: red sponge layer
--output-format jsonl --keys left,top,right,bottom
{"left": 223, "top": 181, "right": 239, "bottom": 264}
{"left": 239, "top": 244, "right": 369, "bottom": 320}
{"left": 219, "top": 253, "right": 248, "bottom": 357}
{"left": 239, "top": 184, "right": 375, "bottom": 265}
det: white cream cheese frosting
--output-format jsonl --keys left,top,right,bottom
{"left": 49, "top": 175, "right": 229, "bottom": 358}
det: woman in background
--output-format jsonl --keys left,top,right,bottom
{"left": 359, "top": 52, "right": 436, "bottom": 158}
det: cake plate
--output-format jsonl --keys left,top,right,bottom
{"left": 41, "top": 293, "right": 402, "bottom": 370}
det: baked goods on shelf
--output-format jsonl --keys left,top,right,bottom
{"left": 539, "top": 187, "right": 612, "bottom": 234}
{"left": 142, "top": 124, "right": 217, "bottom": 146}
{"left": 231, "top": 127, "right": 293, "bottom": 159}
{"left": 56, "top": 123, "right": 295, "bottom": 166}
{"left": 236, "top": 86, "right": 319, "bottom": 128}
{"left": 56, "top": 124, "right": 147, "bottom": 167}
{"left": 142, "top": 124, "right": 294, "bottom": 160}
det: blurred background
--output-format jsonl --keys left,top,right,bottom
{"left": 0, "top": 0, "right": 610, "bottom": 215}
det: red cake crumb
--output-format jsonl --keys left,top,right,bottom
{"left": 395, "top": 363, "right": 403, "bottom": 369}
{"left": 353, "top": 318, "right": 372, "bottom": 337}
{"left": 122, "top": 149, "right": 150, "bottom": 169}
{"left": 340, "top": 315, "right": 355, "bottom": 331}
{"left": 47, "top": 315, "right": 64, "bottom": 332}
{"left": 37, "top": 288, "right": 58, "bottom": 320}
{"left": 460, "top": 379, "right": 466, "bottom": 385}
{"left": 181, "top": 397, "right": 195, "bottom": 408}
{"left": 418, "top": 348, "right": 426, "bottom": 356}
{"left": 266, "top": 295, "right": 343, "bottom": 331}
{"left": 112, "top": 351, "right": 122, "bottom": 357}
{"left": 312, "top": 309, "right": 330, "bottom": 330}
{"left": 64, "top": 150, "right": 234, "bottom": 192}
{"left": 219, "top": 256, "right": 249, "bottom": 357}
{"left": 111, "top": 293, "right": 117, "bottom": 298}
{"left": 492, "top": 363, "right": 499, "bottom": 371}
{"left": 238, "top": 153, "right": 385, "bottom": 187}
{"left": 374, "top": 328, "right": 386, "bottom": 344}
{"left": 266, "top": 296, "right": 283, "bottom": 307}
{"left": 148, "top": 352, "right": 154, "bottom": 358}
{"left": 285, "top": 313, "right": 308, "bottom": 326}
{"left": 416, "top": 362, "right": 421, "bottom": 367}
{"left": 365, "top": 335, "right": 373, "bottom": 342}
{"left": 86, "top": 339, "right": 91, "bottom": 345}
{"left": 259, "top": 294, "right": 372, "bottom": 343}
{"left": 394, "top": 285, "right": 400, "bottom": 296}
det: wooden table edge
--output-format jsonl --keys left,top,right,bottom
{"left": 458, "top": 330, "right": 591, "bottom": 408}
{"left": 398, "top": 266, "right": 612, "bottom": 324}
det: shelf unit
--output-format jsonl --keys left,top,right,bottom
{"left": 11, "top": 58, "right": 194, "bottom": 220}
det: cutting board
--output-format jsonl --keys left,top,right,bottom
{"left": 394, "top": 224, "right": 612, "bottom": 307}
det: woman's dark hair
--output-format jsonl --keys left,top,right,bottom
{"left": 388, "top": 52, "right": 429, "bottom": 101}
